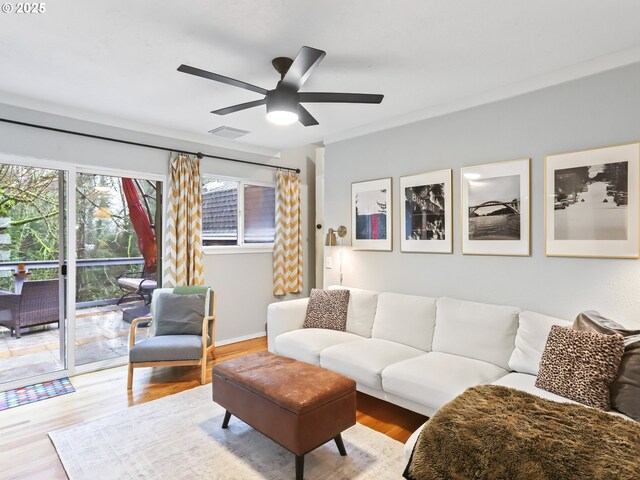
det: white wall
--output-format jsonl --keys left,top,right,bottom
{"left": 0, "top": 103, "right": 315, "bottom": 343}
{"left": 324, "top": 62, "right": 640, "bottom": 327}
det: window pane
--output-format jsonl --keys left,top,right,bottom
{"left": 244, "top": 184, "right": 275, "bottom": 244}
{"left": 202, "top": 179, "right": 238, "bottom": 246}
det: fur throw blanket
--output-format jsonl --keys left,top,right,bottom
{"left": 404, "top": 385, "right": 640, "bottom": 480}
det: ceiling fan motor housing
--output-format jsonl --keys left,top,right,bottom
{"left": 266, "top": 86, "right": 299, "bottom": 115}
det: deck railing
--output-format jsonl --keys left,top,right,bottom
{"left": 0, "top": 257, "right": 147, "bottom": 308}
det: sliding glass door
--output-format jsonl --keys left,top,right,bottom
{"left": 0, "top": 159, "right": 70, "bottom": 387}
{"left": 0, "top": 156, "right": 164, "bottom": 389}
{"left": 74, "top": 172, "right": 162, "bottom": 367}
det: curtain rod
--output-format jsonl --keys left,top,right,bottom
{"left": 0, "top": 117, "right": 301, "bottom": 174}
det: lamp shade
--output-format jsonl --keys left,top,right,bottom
{"left": 325, "top": 228, "right": 337, "bottom": 246}
{"left": 325, "top": 226, "right": 347, "bottom": 246}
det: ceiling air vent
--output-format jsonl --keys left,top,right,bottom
{"left": 208, "top": 126, "right": 250, "bottom": 139}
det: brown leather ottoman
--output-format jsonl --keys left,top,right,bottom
{"left": 212, "top": 351, "right": 356, "bottom": 479}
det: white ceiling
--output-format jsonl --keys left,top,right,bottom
{"left": 1, "top": 0, "right": 640, "bottom": 154}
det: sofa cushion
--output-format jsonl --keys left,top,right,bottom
{"left": 492, "top": 372, "right": 579, "bottom": 405}
{"left": 371, "top": 292, "right": 437, "bottom": 351}
{"left": 535, "top": 326, "right": 625, "bottom": 410}
{"left": 303, "top": 289, "right": 350, "bottom": 331}
{"left": 381, "top": 352, "right": 508, "bottom": 412}
{"left": 273, "top": 328, "right": 363, "bottom": 365}
{"left": 432, "top": 297, "right": 520, "bottom": 369}
{"left": 320, "top": 338, "right": 424, "bottom": 389}
{"left": 508, "top": 310, "right": 572, "bottom": 375}
{"left": 328, "top": 285, "right": 379, "bottom": 337}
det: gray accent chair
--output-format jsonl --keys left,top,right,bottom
{"left": 0, "top": 279, "right": 60, "bottom": 338}
{"left": 127, "top": 286, "right": 216, "bottom": 389}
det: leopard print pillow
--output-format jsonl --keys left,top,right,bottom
{"left": 535, "top": 325, "right": 625, "bottom": 410}
{"left": 303, "top": 289, "right": 350, "bottom": 331}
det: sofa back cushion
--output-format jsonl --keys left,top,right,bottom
{"left": 508, "top": 310, "right": 572, "bottom": 375}
{"left": 432, "top": 297, "right": 520, "bottom": 369}
{"left": 371, "top": 292, "right": 437, "bottom": 351}
{"left": 328, "top": 285, "right": 379, "bottom": 337}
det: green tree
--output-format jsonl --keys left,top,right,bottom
{"left": 0, "top": 166, "right": 158, "bottom": 303}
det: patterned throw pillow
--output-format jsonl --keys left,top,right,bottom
{"left": 535, "top": 325, "right": 625, "bottom": 410}
{"left": 303, "top": 289, "right": 350, "bottom": 331}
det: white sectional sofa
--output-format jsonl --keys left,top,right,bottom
{"left": 267, "top": 286, "right": 631, "bottom": 459}
{"left": 268, "top": 286, "right": 574, "bottom": 416}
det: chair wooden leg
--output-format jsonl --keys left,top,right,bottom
{"left": 200, "top": 360, "right": 207, "bottom": 385}
{"left": 127, "top": 364, "right": 134, "bottom": 390}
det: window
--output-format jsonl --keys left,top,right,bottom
{"left": 201, "top": 176, "right": 275, "bottom": 248}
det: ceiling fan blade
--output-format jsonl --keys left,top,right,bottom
{"left": 298, "top": 105, "right": 319, "bottom": 127}
{"left": 299, "top": 92, "right": 384, "bottom": 104}
{"left": 281, "top": 46, "right": 326, "bottom": 91}
{"left": 211, "top": 99, "right": 266, "bottom": 115}
{"left": 178, "top": 64, "right": 268, "bottom": 95}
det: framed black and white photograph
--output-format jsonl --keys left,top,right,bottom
{"left": 545, "top": 142, "right": 640, "bottom": 258}
{"left": 352, "top": 177, "right": 392, "bottom": 251}
{"left": 400, "top": 169, "right": 452, "bottom": 253}
{"left": 461, "top": 158, "right": 530, "bottom": 256}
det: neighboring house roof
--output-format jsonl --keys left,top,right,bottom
{"left": 202, "top": 182, "right": 237, "bottom": 241}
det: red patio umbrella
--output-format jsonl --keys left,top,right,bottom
{"left": 122, "top": 178, "right": 157, "bottom": 274}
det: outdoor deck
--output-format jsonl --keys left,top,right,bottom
{"left": 0, "top": 302, "right": 149, "bottom": 384}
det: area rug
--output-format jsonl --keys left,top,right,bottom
{"left": 49, "top": 384, "right": 405, "bottom": 479}
{"left": 1, "top": 377, "right": 74, "bottom": 411}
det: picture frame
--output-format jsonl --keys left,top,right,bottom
{"left": 352, "top": 177, "right": 392, "bottom": 251}
{"left": 400, "top": 169, "right": 452, "bottom": 253}
{"left": 461, "top": 158, "right": 530, "bottom": 256}
{"left": 545, "top": 142, "right": 640, "bottom": 258}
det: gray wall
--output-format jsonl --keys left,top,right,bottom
{"left": 203, "top": 145, "right": 316, "bottom": 343}
{"left": 0, "top": 103, "right": 314, "bottom": 343}
{"left": 324, "top": 62, "right": 640, "bottom": 327}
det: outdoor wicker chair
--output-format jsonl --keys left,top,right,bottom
{"left": 0, "top": 279, "right": 60, "bottom": 338}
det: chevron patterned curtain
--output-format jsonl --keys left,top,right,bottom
{"left": 163, "top": 153, "right": 205, "bottom": 287}
{"left": 273, "top": 170, "right": 303, "bottom": 296}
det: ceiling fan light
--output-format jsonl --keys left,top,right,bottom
{"left": 265, "top": 87, "right": 299, "bottom": 126}
{"left": 266, "top": 110, "right": 298, "bottom": 125}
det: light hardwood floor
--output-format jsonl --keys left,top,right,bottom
{"left": 0, "top": 336, "right": 427, "bottom": 480}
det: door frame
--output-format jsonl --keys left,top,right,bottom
{"left": 0, "top": 152, "right": 167, "bottom": 389}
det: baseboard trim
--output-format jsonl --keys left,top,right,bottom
{"left": 214, "top": 332, "right": 266, "bottom": 347}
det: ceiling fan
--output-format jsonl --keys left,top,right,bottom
{"left": 177, "top": 46, "right": 384, "bottom": 126}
